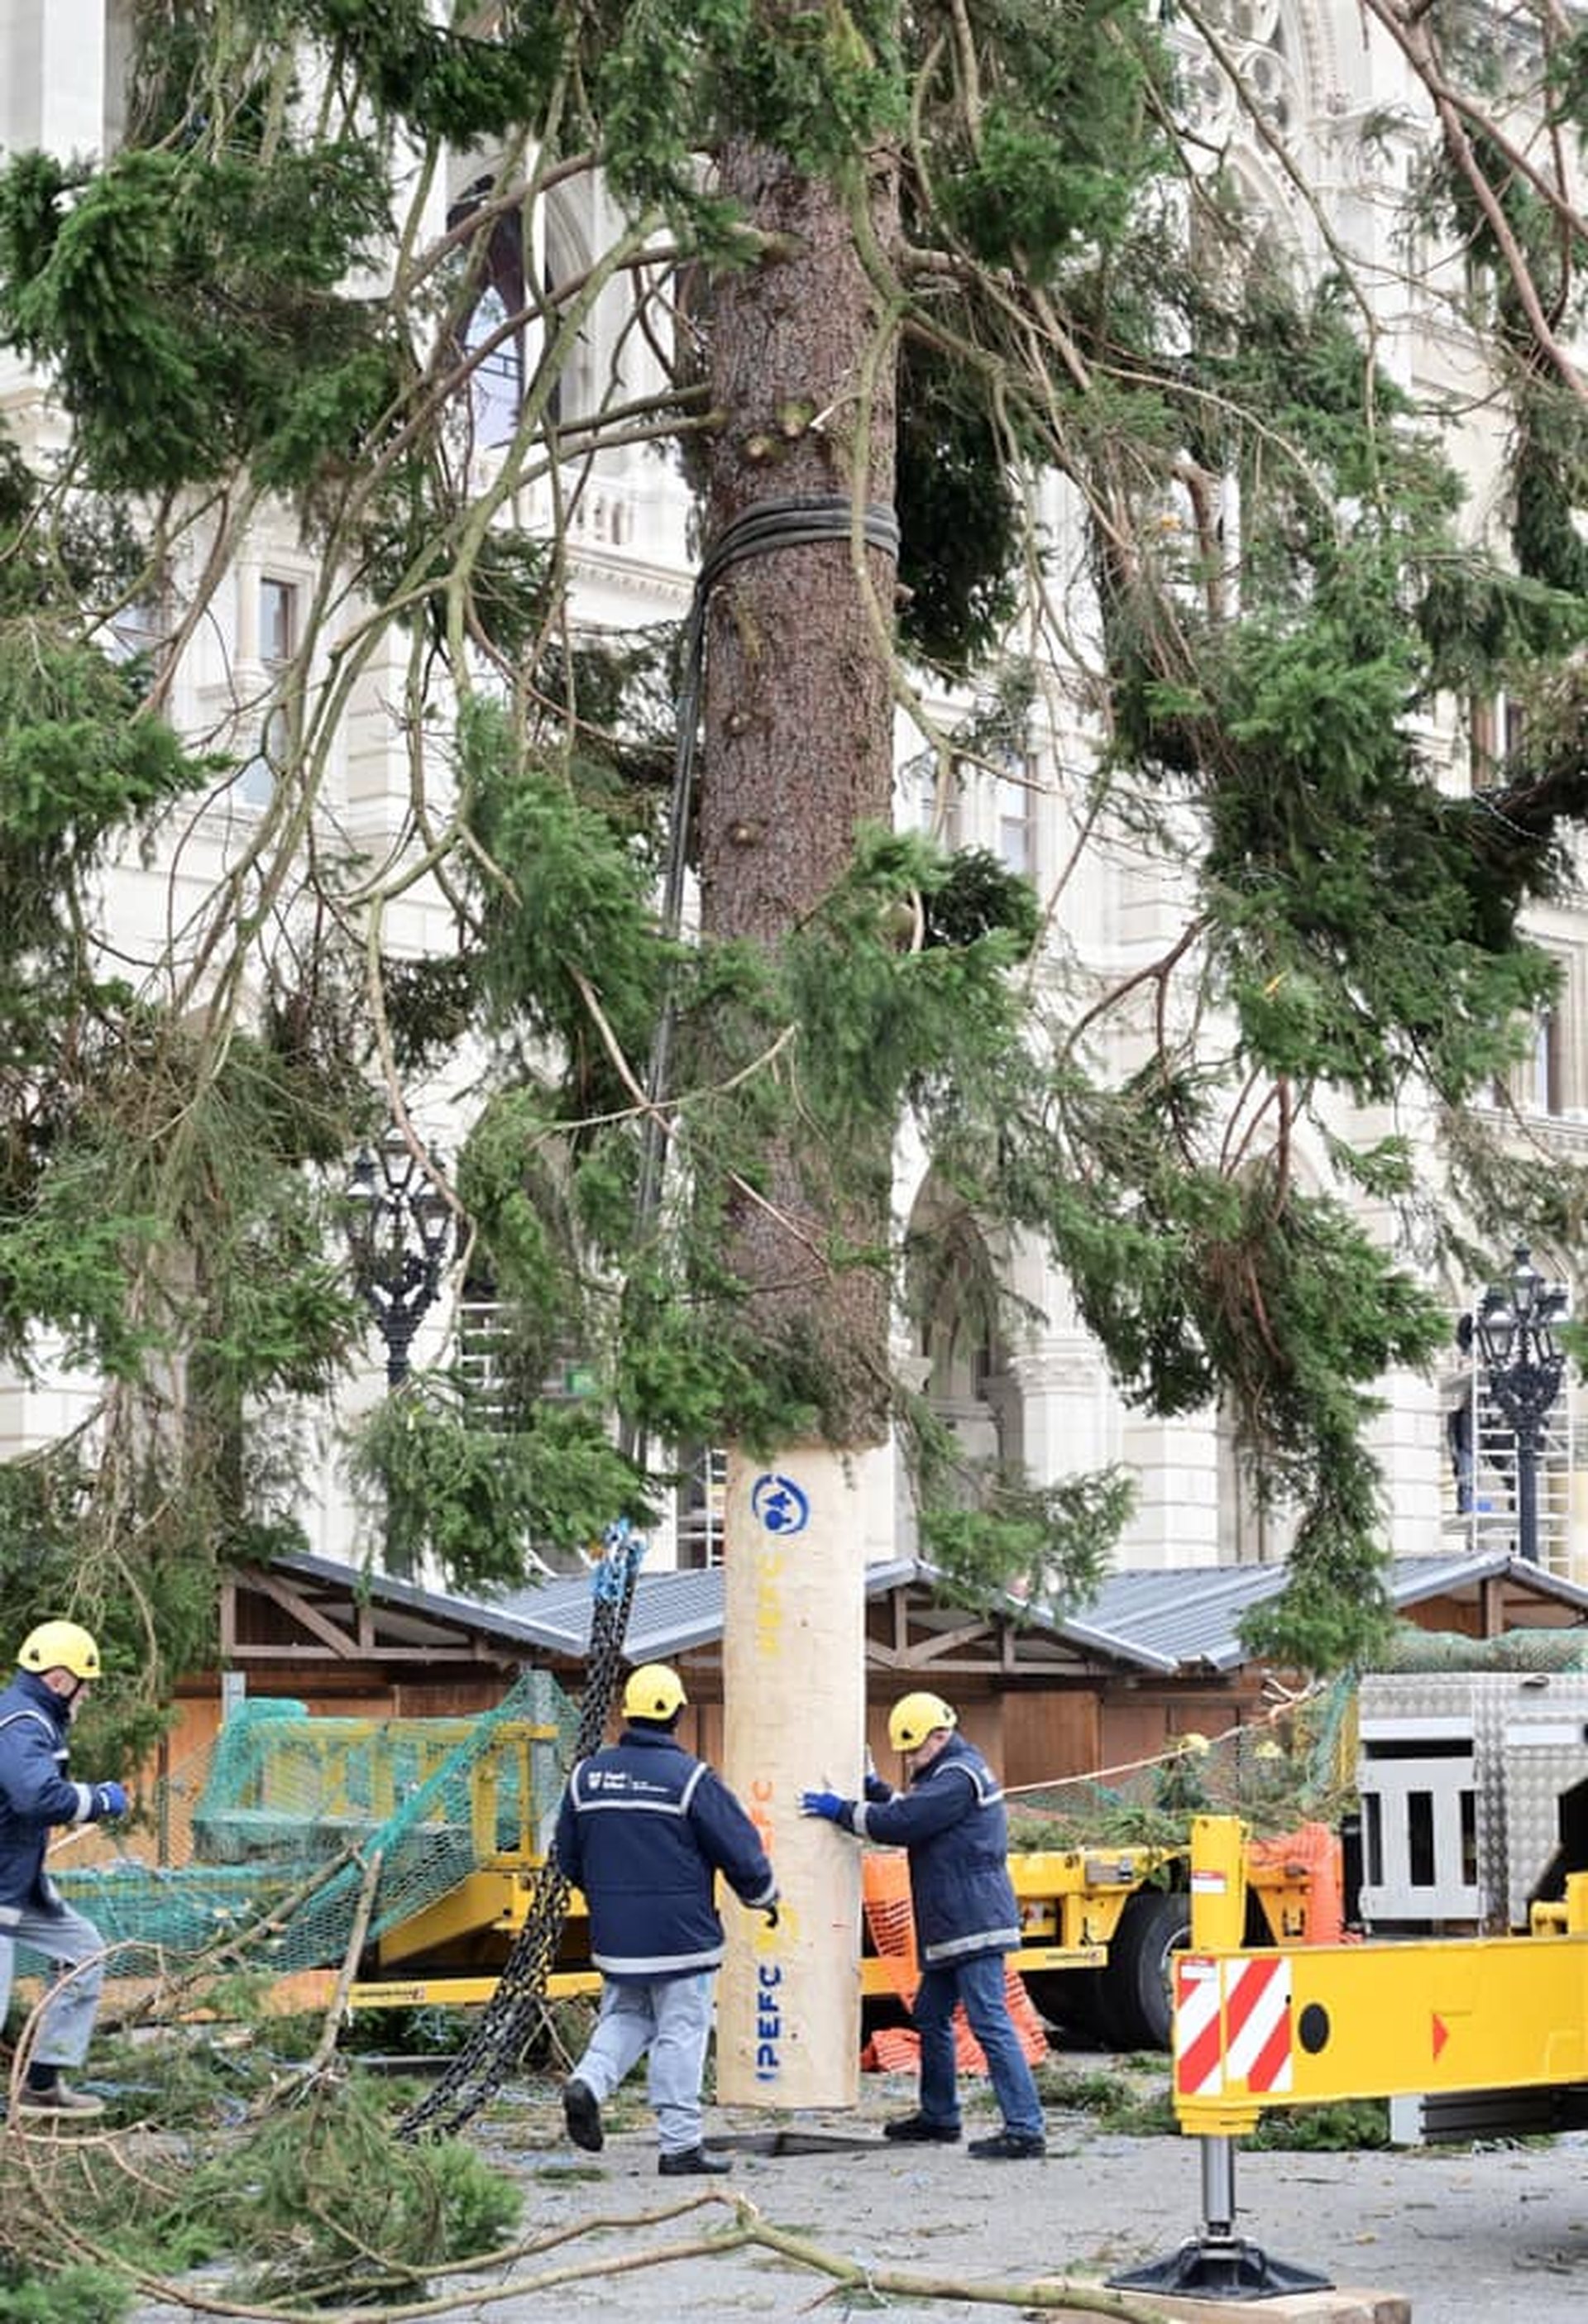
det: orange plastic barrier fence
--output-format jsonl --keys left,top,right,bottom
{"left": 859, "top": 1851, "right": 1049, "bottom": 2075}
{"left": 1246, "top": 1820, "right": 1346, "bottom": 1943}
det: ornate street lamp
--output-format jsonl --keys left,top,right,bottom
{"left": 343, "top": 1123, "right": 454, "bottom": 1387}
{"left": 1473, "top": 1245, "right": 1569, "bottom": 1566}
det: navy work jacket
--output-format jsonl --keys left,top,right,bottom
{"left": 0, "top": 1669, "right": 99, "bottom": 1910}
{"left": 848, "top": 1733, "right": 1021, "bottom": 1968}
{"left": 554, "top": 1724, "right": 777, "bottom": 1980}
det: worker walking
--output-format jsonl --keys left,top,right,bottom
{"left": 801, "top": 1690, "right": 1046, "bottom": 2159}
{"left": 0, "top": 1620, "right": 128, "bottom": 2119}
{"left": 554, "top": 1662, "right": 779, "bottom": 2176}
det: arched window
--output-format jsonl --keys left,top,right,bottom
{"left": 1172, "top": 0, "right": 1299, "bottom": 149}
{"left": 447, "top": 180, "right": 526, "bottom": 452}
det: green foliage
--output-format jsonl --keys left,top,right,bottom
{"left": 1246, "top": 2097, "right": 1394, "bottom": 2151}
{"left": 1102, "top": 284, "right": 1571, "bottom": 1114}
{"left": 337, "top": 2001, "right": 471, "bottom": 2058}
{"left": 930, "top": 0, "right": 1166, "bottom": 278}
{"left": 1418, "top": 557, "right": 1588, "bottom": 695}
{"left": 0, "top": 2266, "right": 131, "bottom": 2324}
{"left": 347, "top": 1375, "right": 651, "bottom": 1586}
{"left": 787, "top": 827, "right": 1039, "bottom": 1143}
{"left": 464, "top": 532, "right": 560, "bottom": 666}
{"left": 0, "top": 141, "right": 393, "bottom": 492}
{"left": 710, "top": 1, "right": 906, "bottom": 184}
{"left": 380, "top": 958, "right": 482, "bottom": 1078}
{"left": 1439, "top": 1107, "right": 1588, "bottom": 1267}
{"left": 467, "top": 701, "right": 672, "bottom": 1090}
{"left": 916, "top": 1049, "right": 1449, "bottom": 1666}
{"left": 0, "top": 2035, "right": 522, "bottom": 2302}
{"left": 0, "top": 999, "right": 370, "bottom": 1714}
{"left": 298, "top": 0, "right": 566, "bottom": 143}
{"left": 0, "top": 1193, "right": 159, "bottom": 1379}
{"left": 923, "top": 845, "right": 1040, "bottom": 954}
{"left": 1409, "top": 123, "right": 1588, "bottom": 621}
{"left": 1513, "top": 379, "right": 1588, "bottom": 595}
{"left": 457, "top": 1086, "right": 592, "bottom": 1373}
{"left": 2, "top": 1019, "right": 366, "bottom": 1389}
{"left": 5, "top": 0, "right": 1588, "bottom": 1688}
{"left": 141, "top": 2075, "right": 518, "bottom": 2302}
{"left": 917, "top": 1453, "right": 1132, "bottom": 1611}
{"left": 1035, "top": 2059, "right": 1390, "bottom": 2148}
{"left": 0, "top": 1466, "right": 213, "bottom": 1778}
{"left": 452, "top": 797, "right": 1052, "bottom": 1465}
{"left": 1209, "top": 622, "right": 1566, "bottom": 1102}
{"left": 1202, "top": 273, "right": 1438, "bottom": 525}
{"left": 1035, "top": 2059, "right": 1177, "bottom": 2135}
{"left": 897, "top": 337, "right": 1021, "bottom": 674}
{"left": 0, "top": 628, "right": 200, "bottom": 856}
{"left": 0, "top": 611, "right": 214, "bottom": 1045}
{"left": 591, "top": 0, "right": 902, "bottom": 228}
{"left": 614, "top": 1251, "right": 830, "bottom": 1454}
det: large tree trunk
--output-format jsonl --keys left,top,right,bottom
{"left": 704, "top": 137, "right": 900, "bottom": 2109}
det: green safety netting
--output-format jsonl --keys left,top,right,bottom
{"left": 1004, "top": 1629, "right": 1588, "bottom": 1844}
{"left": 28, "top": 1625, "right": 1570, "bottom": 1987}
{"left": 1004, "top": 1673, "right": 1360, "bottom": 1843}
{"left": 1376, "top": 1626, "right": 1588, "bottom": 1672}
{"left": 36, "top": 1668, "right": 579, "bottom": 1983}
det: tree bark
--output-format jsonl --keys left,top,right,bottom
{"left": 703, "top": 134, "right": 901, "bottom": 2108}
{"left": 700, "top": 134, "right": 899, "bottom": 1447}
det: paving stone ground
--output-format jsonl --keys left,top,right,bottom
{"left": 461, "top": 2080, "right": 1588, "bottom": 2323}
{"left": 122, "top": 2063, "right": 1588, "bottom": 2321}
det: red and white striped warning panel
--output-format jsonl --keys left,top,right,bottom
{"left": 1174, "top": 1953, "right": 1293, "bottom": 2099}
{"left": 1175, "top": 1954, "right": 1224, "bottom": 2097}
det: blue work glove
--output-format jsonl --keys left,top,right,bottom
{"left": 93, "top": 1781, "right": 128, "bottom": 1820}
{"left": 864, "top": 1772, "right": 893, "bottom": 1805}
{"left": 800, "top": 1790, "right": 848, "bottom": 1824}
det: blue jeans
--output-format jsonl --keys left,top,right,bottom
{"left": 911, "top": 1952, "right": 1044, "bottom": 2140}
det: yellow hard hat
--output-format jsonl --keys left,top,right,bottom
{"left": 888, "top": 1690, "right": 957, "bottom": 1753}
{"left": 623, "top": 1663, "right": 687, "bottom": 1721}
{"left": 17, "top": 1620, "right": 103, "bottom": 1681}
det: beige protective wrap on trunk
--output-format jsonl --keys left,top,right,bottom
{"left": 715, "top": 1445, "right": 866, "bottom": 2107}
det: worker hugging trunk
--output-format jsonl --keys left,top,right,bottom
{"left": 801, "top": 1690, "right": 1047, "bottom": 2159}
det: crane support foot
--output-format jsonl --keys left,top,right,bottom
{"left": 1107, "top": 2234, "right": 1333, "bottom": 2302}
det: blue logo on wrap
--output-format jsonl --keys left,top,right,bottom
{"left": 750, "top": 1473, "right": 810, "bottom": 1535}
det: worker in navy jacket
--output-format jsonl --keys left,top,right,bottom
{"left": 554, "top": 1662, "right": 778, "bottom": 2176}
{"left": 0, "top": 1620, "right": 129, "bottom": 2119}
{"left": 801, "top": 1690, "right": 1046, "bottom": 2159}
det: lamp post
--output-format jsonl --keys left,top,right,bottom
{"left": 343, "top": 1123, "right": 454, "bottom": 1387}
{"left": 1473, "top": 1245, "right": 1569, "bottom": 1566}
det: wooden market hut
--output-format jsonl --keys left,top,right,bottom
{"left": 188, "top": 1544, "right": 1588, "bottom": 1791}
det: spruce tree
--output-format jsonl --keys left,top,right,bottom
{"left": 1, "top": 0, "right": 1586, "bottom": 1735}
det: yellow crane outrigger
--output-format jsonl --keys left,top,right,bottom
{"left": 1113, "top": 1810, "right": 1588, "bottom": 2300}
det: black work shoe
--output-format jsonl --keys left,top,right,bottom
{"left": 882, "top": 2112, "right": 961, "bottom": 2144}
{"left": 562, "top": 2077, "right": 604, "bottom": 2153}
{"left": 658, "top": 2145, "right": 731, "bottom": 2176}
{"left": 968, "top": 2128, "right": 1045, "bottom": 2160}
{"left": 16, "top": 2079, "right": 105, "bottom": 2121}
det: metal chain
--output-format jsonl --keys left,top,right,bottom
{"left": 397, "top": 1523, "right": 643, "bottom": 2141}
